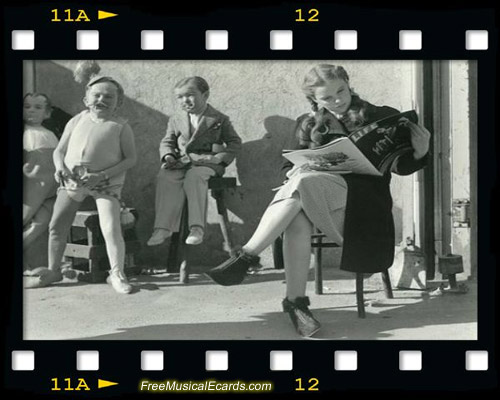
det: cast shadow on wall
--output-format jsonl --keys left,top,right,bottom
{"left": 200, "top": 115, "right": 299, "bottom": 265}
{"left": 27, "top": 61, "right": 170, "bottom": 269}
{"left": 140, "top": 115, "right": 300, "bottom": 268}
{"left": 27, "top": 61, "right": 301, "bottom": 271}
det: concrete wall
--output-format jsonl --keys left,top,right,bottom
{"left": 34, "top": 60, "right": 416, "bottom": 268}
{"left": 451, "top": 60, "right": 472, "bottom": 277}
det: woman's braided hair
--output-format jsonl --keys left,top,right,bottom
{"left": 297, "top": 64, "right": 369, "bottom": 148}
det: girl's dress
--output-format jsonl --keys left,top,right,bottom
{"left": 273, "top": 99, "right": 428, "bottom": 273}
{"left": 272, "top": 169, "right": 348, "bottom": 245}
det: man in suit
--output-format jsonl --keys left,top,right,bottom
{"left": 148, "top": 77, "right": 242, "bottom": 246}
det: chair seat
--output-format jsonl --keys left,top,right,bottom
{"left": 311, "top": 242, "right": 340, "bottom": 248}
{"left": 63, "top": 209, "right": 140, "bottom": 283}
{"left": 208, "top": 177, "right": 237, "bottom": 190}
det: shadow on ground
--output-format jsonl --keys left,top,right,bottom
{"left": 57, "top": 270, "right": 477, "bottom": 341}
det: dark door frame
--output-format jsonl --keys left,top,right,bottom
{"left": 421, "top": 60, "right": 436, "bottom": 280}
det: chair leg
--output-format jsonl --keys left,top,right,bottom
{"left": 89, "top": 258, "right": 107, "bottom": 283}
{"left": 179, "top": 259, "right": 189, "bottom": 284}
{"left": 356, "top": 273, "right": 366, "bottom": 318}
{"left": 381, "top": 269, "right": 394, "bottom": 299}
{"left": 272, "top": 236, "right": 284, "bottom": 270}
{"left": 167, "top": 203, "right": 189, "bottom": 281}
{"left": 178, "top": 204, "right": 189, "bottom": 283}
{"left": 314, "top": 237, "right": 323, "bottom": 295}
{"left": 167, "top": 233, "right": 181, "bottom": 273}
{"left": 65, "top": 227, "right": 74, "bottom": 269}
{"left": 212, "top": 189, "right": 235, "bottom": 256}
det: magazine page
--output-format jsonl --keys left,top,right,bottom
{"left": 349, "top": 110, "right": 418, "bottom": 174}
{"left": 282, "top": 138, "right": 382, "bottom": 176}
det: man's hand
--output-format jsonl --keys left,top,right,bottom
{"left": 161, "top": 155, "right": 178, "bottom": 169}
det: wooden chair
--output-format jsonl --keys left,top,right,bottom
{"left": 63, "top": 209, "right": 141, "bottom": 283}
{"left": 167, "top": 177, "right": 237, "bottom": 283}
{"left": 272, "top": 229, "right": 393, "bottom": 318}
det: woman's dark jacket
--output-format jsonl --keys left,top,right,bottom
{"left": 283, "top": 99, "right": 428, "bottom": 273}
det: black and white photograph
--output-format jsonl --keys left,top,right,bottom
{"left": 22, "top": 59, "right": 477, "bottom": 341}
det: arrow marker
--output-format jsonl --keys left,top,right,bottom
{"left": 98, "top": 11, "right": 118, "bottom": 20}
{"left": 98, "top": 379, "right": 119, "bottom": 389}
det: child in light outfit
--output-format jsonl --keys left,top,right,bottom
{"left": 147, "top": 77, "right": 242, "bottom": 246}
{"left": 23, "top": 93, "right": 58, "bottom": 253}
{"left": 28, "top": 75, "right": 137, "bottom": 294}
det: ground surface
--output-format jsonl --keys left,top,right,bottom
{"left": 24, "top": 250, "right": 476, "bottom": 341}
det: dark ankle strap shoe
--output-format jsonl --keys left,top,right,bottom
{"left": 205, "top": 250, "right": 260, "bottom": 286}
{"left": 282, "top": 296, "right": 321, "bottom": 337}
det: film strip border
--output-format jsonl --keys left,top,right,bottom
{"left": 3, "top": 3, "right": 498, "bottom": 395}
{"left": 11, "top": 349, "right": 490, "bottom": 371}
{"left": 9, "top": 29, "right": 491, "bottom": 52}
{"left": 4, "top": 4, "right": 496, "bottom": 59}
{"left": 6, "top": 343, "right": 496, "bottom": 393}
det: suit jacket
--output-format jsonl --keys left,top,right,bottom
{"left": 159, "top": 104, "right": 242, "bottom": 176}
{"left": 282, "top": 102, "right": 428, "bottom": 273}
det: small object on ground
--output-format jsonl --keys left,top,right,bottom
{"left": 247, "top": 265, "right": 262, "bottom": 275}
{"left": 61, "top": 266, "right": 78, "bottom": 279}
{"left": 429, "top": 282, "right": 469, "bottom": 296}
{"left": 140, "top": 267, "right": 167, "bottom": 275}
{"left": 365, "top": 299, "right": 383, "bottom": 307}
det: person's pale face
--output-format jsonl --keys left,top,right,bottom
{"left": 175, "top": 83, "right": 209, "bottom": 115}
{"left": 84, "top": 82, "right": 119, "bottom": 119}
{"left": 23, "top": 95, "right": 50, "bottom": 126}
{"left": 313, "top": 79, "right": 352, "bottom": 116}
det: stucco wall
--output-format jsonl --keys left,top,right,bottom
{"left": 34, "top": 60, "right": 415, "bottom": 268}
{"left": 451, "top": 60, "right": 472, "bottom": 277}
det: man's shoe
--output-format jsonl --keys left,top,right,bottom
{"left": 205, "top": 251, "right": 260, "bottom": 286}
{"left": 147, "top": 229, "right": 172, "bottom": 246}
{"left": 282, "top": 296, "right": 321, "bottom": 337}
{"left": 185, "top": 226, "right": 204, "bottom": 245}
{"left": 107, "top": 271, "right": 133, "bottom": 294}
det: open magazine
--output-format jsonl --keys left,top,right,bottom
{"left": 283, "top": 110, "right": 419, "bottom": 176}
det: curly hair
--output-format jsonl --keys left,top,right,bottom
{"left": 301, "top": 64, "right": 351, "bottom": 112}
{"left": 296, "top": 108, "right": 348, "bottom": 149}
{"left": 73, "top": 60, "right": 101, "bottom": 85}
{"left": 298, "top": 64, "right": 373, "bottom": 147}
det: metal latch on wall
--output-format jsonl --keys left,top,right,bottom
{"left": 452, "top": 198, "right": 470, "bottom": 228}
